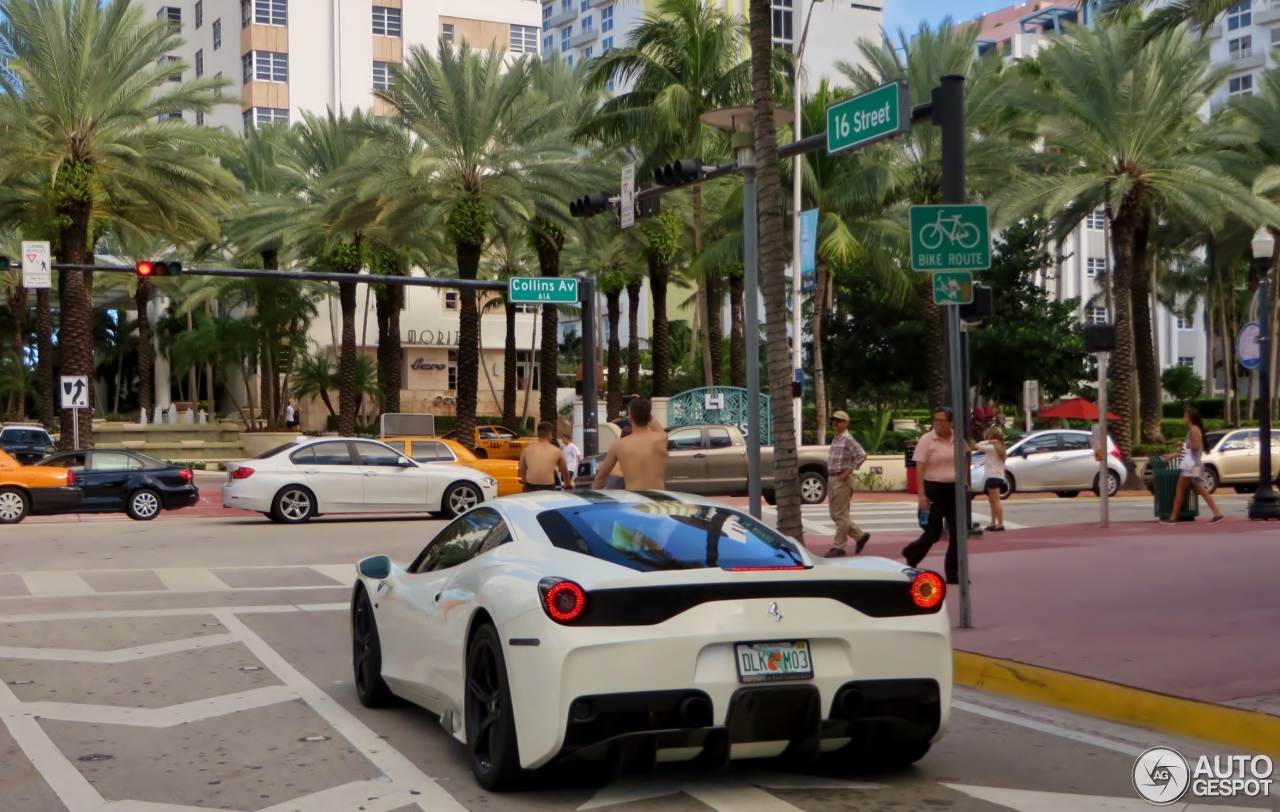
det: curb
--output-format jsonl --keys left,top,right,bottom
{"left": 954, "top": 650, "right": 1280, "bottom": 754}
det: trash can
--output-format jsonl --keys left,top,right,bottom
{"left": 905, "top": 441, "right": 919, "bottom": 495}
{"left": 1151, "top": 456, "right": 1198, "bottom": 520}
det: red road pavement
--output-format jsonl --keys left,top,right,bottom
{"left": 808, "top": 519, "right": 1280, "bottom": 714}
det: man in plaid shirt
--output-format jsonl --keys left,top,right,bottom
{"left": 825, "top": 411, "right": 869, "bottom": 558}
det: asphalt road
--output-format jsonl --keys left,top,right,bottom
{"left": 0, "top": 516, "right": 1270, "bottom": 812}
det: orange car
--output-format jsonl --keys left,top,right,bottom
{"left": 443, "top": 425, "right": 536, "bottom": 460}
{"left": 381, "top": 437, "right": 523, "bottom": 496}
{"left": 0, "top": 449, "right": 82, "bottom": 524}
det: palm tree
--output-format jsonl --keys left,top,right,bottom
{"left": 371, "top": 43, "right": 579, "bottom": 445}
{"left": 222, "top": 123, "right": 307, "bottom": 427}
{"left": 642, "top": 209, "right": 683, "bottom": 396}
{"left": 530, "top": 55, "right": 607, "bottom": 423}
{"left": 626, "top": 278, "right": 643, "bottom": 395}
{"left": 584, "top": 0, "right": 752, "bottom": 387}
{"left": 995, "top": 20, "right": 1269, "bottom": 469}
{"left": 0, "top": 0, "right": 238, "bottom": 447}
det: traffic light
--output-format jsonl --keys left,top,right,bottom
{"left": 569, "top": 192, "right": 611, "bottom": 218}
{"left": 136, "top": 260, "right": 182, "bottom": 278}
{"left": 655, "top": 158, "right": 703, "bottom": 186}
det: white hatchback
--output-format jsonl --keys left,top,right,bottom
{"left": 971, "top": 429, "right": 1125, "bottom": 499}
{"left": 222, "top": 437, "right": 497, "bottom": 523}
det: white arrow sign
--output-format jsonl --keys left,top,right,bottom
{"left": 60, "top": 375, "right": 89, "bottom": 410}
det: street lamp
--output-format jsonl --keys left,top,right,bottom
{"left": 701, "top": 105, "right": 793, "bottom": 519}
{"left": 1248, "top": 227, "right": 1280, "bottom": 520}
{"left": 791, "top": 0, "right": 826, "bottom": 445}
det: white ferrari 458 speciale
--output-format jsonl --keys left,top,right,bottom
{"left": 349, "top": 490, "right": 951, "bottom": 790}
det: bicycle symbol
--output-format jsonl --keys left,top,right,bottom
{"left": 919, "top": 212, "right": 981, "bottom": 250}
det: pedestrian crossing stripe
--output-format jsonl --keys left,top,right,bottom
{"left": 0, "top": 565, "right": 354, "bottom": 600}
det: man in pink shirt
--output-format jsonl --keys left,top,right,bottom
{"left": 903, "top": 407, "right": 961, "bottom": 584}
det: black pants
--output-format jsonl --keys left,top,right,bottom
{"left": 903, "top": 479, "right": 959, "bottom": 582}
{"left": 523, "top": 483, "right": 560, "bottom": 493}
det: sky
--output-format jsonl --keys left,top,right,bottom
{"left": 883, "top": 0, "right": 1003, "bottom": 36}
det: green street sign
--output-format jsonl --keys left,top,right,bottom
{"left": 910, "top": 204, "right": 992, "bottom": 271}
{"left": 933, "top": 271, "right": 974, "bottom": 306}
{"left": 508, "top": 277, "right": 579, "bottom": 304}
{"left": 826, "top": 81, "right": 910, "bottom": 156}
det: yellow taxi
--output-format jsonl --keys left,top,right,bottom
{"left": 381, "top": 437, "right": 523, "bottom": 496}
{"left": 443, "top": 425, "right": 537, "bottom": 460}
{"left": 0, "top": 449, "right": 82, "bottom": 524}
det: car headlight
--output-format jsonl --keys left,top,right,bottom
{"left": 482, "top": 477, "right": 497, "bottom": 488}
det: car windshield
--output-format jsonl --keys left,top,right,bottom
{"left": 1204, "top": 431, "right": 1227, "bottom": 452}
{"left": 537, "top": 503, "right": 805, "bottom": 572}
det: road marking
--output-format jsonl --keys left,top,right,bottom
{"left": 215, "top": 610, "right": 468, "bottom": 812}
{"left": 944, "top": 784, "right": 1270, "bottom": 812}
{"left": 579, "top": 774, "right": 879, "bottom": 811}
{"left": 953, "top": 700, "right": 1144, "bottom": 756}
{"left": 20, "top": 684, "right": 298, "bottom": 727}
{"left": 0, "top": 633, "right": 239, "bottom": 663}
{"left": 0, "top": 680, "right": 109, "bottom": 810}
{"left": 154, "top": 568, "right": 231, "bottom": 592}
{"left": 20, "top": 571, "right": 94, "bottom": 596}
{"left": 309, "top": 564, "right": 355, "bottom": 585}
{"left": 0, "top": 603, "right": 346, "bottom": 624}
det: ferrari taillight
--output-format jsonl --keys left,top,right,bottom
{"left": 538, "top": 578, "right": 586, "bottom": 623}
{"left": 909, "top": 571, "right": 945, "bottom": 610}
{"left": 231, "top": 467, "right": 254, "bottom": 480}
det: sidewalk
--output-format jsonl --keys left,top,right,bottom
{"left": 807, "top": 516, "right": 1280, "bottom": 749}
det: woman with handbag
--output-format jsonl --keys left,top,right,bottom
{"left": 1161, "top": 407, "right": 1224, "bottom": 525}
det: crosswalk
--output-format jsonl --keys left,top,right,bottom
{"left": 761, "top": 501, "right": 1022, "bottom": 538}
{"left": 0, "top": 564, "right": 354, "bottom": 599}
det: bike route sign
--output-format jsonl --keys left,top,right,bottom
{"left": 910, "top": 204, "right": 991, "bottom": 272}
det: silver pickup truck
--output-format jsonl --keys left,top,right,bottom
{"left": 575, "top": 424, "right": 832, "bottom": 504}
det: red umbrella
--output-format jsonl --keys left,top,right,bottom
{"left": 1037, "top": 397, "right": 1119, "bottom": 422}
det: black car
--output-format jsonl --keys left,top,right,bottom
{"left": 0, "top": 426, "right": 55, "bottom": 464}
{"left": 36, "top": 450, "right": 199, "bottom": 520}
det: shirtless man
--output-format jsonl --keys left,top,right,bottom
{"left": 519, "top": 421, "right": 571, "bottom": 492}
{"left": 594, "top": 397, "right": 668, "bottom": 491}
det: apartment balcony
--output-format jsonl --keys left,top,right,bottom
{"left": 1206, "top": 22, "right": 1223, "bottom": 39}
{"left": 1255, "top": 5, "right": 1280, "bottom": 25}
{"left": 588, "top": 0, "right": 612, "bottom": 9}
{"left": 569, "top": 26, "right": 598, "bottom": 47}
{"left": 1228, "top": 48, "right": 1266, "bottom": 70}
{"left": 545, "top": 6, "right": 577, "bottom": 28}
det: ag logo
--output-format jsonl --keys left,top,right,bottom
{"left": 1133, "top": 746, "right": 1190, "bottom": 805}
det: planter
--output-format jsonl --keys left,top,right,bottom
{"left": 240, "top": 431, "right": 303, "bottom": 459}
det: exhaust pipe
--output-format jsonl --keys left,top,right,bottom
{"left": 678, "top": 695, "right": 712, "bottom": 727}
{"left": 836, "top": 687, "right": 865, "bottom": 717}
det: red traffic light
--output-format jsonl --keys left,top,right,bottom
{"left": 135, "top": 260, "right": 155, "bottom": 277}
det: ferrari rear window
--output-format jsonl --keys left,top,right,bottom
{"left": 537, "top": 503, "right": 805, "bottom": 572}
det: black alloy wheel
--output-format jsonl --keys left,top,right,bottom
{"left": 465, "top": 624, "right": 525, "bottom": 790}
{"left": 352, "top": 590, "right": 394, "bottom": 707}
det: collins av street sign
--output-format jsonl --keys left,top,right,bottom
{"left": 508, "top": 276, "right": 579, "bottom": 304}
{"left": 826, "top": 81, "right": 911, "bottom": 156}
{"left": 910, "top": 204, "right": 992, "bottom": 272}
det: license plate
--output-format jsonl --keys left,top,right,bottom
{"left": 734, "top": 640, "right": 813, "bottom": 684}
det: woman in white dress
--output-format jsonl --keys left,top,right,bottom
{"left": 1161, "top": 407, "right": 1224, "bottom": 525}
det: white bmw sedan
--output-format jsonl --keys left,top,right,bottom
{"left": 349, "top": 490, "right": 952, "bottom": 791}
{"left": 222, "top": 437, "right": 497, "bottom": 523}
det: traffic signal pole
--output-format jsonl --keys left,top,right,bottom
{"left": 935, "top": 74, "right": 973, "bottom": 629}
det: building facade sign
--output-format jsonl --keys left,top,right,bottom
{"left": 406, "top": 329, "right": 458, "bottom": 347}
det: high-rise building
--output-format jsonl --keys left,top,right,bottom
{"left": 141, "top": 0, "right": 541, "bottom": 132}
{"left": 538, "top": 0, "right": 883, "bottom": 93}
